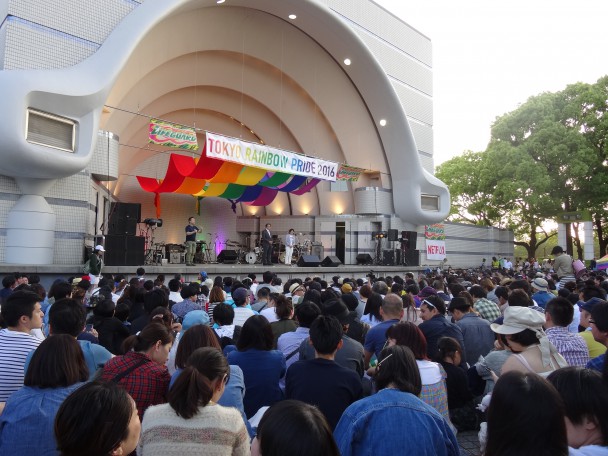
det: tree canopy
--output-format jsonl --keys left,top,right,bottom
{"left": 436, "top": 76, "right": 608, "bottom": 258}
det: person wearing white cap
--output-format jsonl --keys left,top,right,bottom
{"left": 491, "top": 306, "right": 567, "bottom": 378}
{"left": 86, "top": 245, "right": 105, "bottom": 286}
{"left": 530, "top": 277, "right": 553, "bottom": 309}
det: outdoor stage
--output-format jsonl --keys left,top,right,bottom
{"left": 0, "top": 263, "right": 426, "bottom": 288}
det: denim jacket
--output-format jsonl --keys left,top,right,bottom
{"left": 334, "top": 388, "right": 460, "bottom": 456}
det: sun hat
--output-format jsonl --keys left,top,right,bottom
{"left": 531, "top": 278, "right": 549, "bottom": 293}
{"left": 181, "top": 310, "right": 210, "bottom": 332}
{"left": 289, "top": 283, "right": 303, "bottom": 294}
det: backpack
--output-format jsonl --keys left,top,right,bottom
{"left": 83, "top": 258, "right": 91, "bottom": 274}
{"left": 572, "top": 259, "right": 588, "bottom": 280}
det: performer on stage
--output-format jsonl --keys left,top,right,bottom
{"left": 284, "top": 228, "right": 296, "bottom": 265}
{"left": 261, "top": 223, "right": 273, "bottom": 266}
{"left": 185, "top": 216, "right": 200, "bottom": 266}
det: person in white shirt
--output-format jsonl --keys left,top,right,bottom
{"left": 232, "top": 288, "right": 255, "bottom": 327}
{"left": 0, "top": 290, "right": 44, "bottom": 402}
{"left": 284, "top": 229, "right": 296, "bottom": 265}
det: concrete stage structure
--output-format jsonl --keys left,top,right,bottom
{"left": 0, "top": 0, "right": 513, "bottom": 271}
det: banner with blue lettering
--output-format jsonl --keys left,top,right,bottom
{"left": 205, "top": 132, "right": 338, "bottom": 182}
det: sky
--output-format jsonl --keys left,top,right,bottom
{"left": 374, "top": 0, "right": 608, "bottom": 166}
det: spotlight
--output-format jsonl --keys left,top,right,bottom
{"left": 143, "top": 218, "right": 163, "bottom": 227}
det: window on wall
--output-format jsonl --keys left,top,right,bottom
{"left": 330, "top": 180, "right": 348, "bottom": 192}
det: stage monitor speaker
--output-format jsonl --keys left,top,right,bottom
{"left": 108, "top": 202, "right": 141, "bottom": 236}
{"left": 217, "top": 249, "right": 238, "bottom": 264}
{"left": 104, "top": 235, "right": 144, "bottom": 266}
{"left": 321, "top": 256, "right": 342, "bottom": 267}
{"left": 403, "top": 249, "right": 420, "bottom": 267}
{"left": 311, "top": 245, "right": 324, "bottom": 259}
{"left": 356, "top": 253, "right": 373, "bottom": 265}
{"left": 382, "top": 250, "right": 395, "bottom": 266}
{"left": 388, "top": 229, "right": 399, "bottom": 242}
{"left": 297, "top": 254, "right": 321, "bottom": 267}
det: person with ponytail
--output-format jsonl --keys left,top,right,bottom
{"left": 100, "top": 321, "right": 173, "bottom": 418}
{"left": 138, "top": 347, "right": 249, "bottom": 456}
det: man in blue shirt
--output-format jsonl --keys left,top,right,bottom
{"left": 363, "top": 293, "right": 403, "bottom": 368}
{"left": 530, "top": 277, "right": 553, "bottom": 309}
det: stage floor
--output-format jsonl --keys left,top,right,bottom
{"left": 0, "top": 262, "right": 425, "bottom": 284}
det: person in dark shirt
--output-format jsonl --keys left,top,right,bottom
{"left": 89, "top": 297, "right": 130, "bottom": 355}
{"left": 286, "top": 315, "right": 363, "bottom": 429}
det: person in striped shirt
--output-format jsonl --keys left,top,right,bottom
{"left": 0, "top": 290, "right": 44, "bottom": 402}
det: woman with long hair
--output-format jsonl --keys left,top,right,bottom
{"left": 361, "top": 292, "right": 383, "bottom": 327}
{"left": 334, "top": 345, "right": 459, "bottom": 455}
{"left": 0, "top": 335, "right": 88, "bottom": 454}
{"left": 100, "top": 322, "right": 173, "bottom": 418}
{"left": 227, "top": 315, "right": 286, "bottom": 418}
{"left": 484, "top": 371, "right": 568, "bottom": 456}
{"left": 384, "top": 321, "right": 453, "bottom": 428}
{"left": 139, "top": 347, "right": 249, "bottom": 455}
{"left": 54, "top": 381, "right": 140, "bottom": 456}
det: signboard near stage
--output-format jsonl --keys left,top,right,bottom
{"left": 425, "top": 223, "right": 446, "bottom": 260}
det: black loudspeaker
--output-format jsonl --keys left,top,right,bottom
{"left": 401, "top": 231, "right": 418, "bottom": 250}
{"left": 321, "top": 256, "right": 342, "bottom": 267}
{"left": 403, "top": 249, "right": 420, "bottom": 266}
{"left": 383, "top": 250, "right": 395, "bottom": 266}
{"left": 217, "top": 250, "right": 238, "bottom": 264}
{"left": 298, "top": 254, "right": 321, "bottom": 267}
{"left": 356, "top": 253, "right": 373, "bottom": 265}
{"left": 108, "top": 202, "right": 141, "bottom": 236}
{"left": 395, "top": 249, "right": 402, "bottom": 266}
{"left": 388, "top": 229, "right": 399, "bottom": 242}
{"left": 311, "top": 245, "right": 324, "bottom": 259}
{"left": 104, "top": 235, "right": 145, "bottom": 266}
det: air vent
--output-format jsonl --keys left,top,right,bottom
{"left": 26, "top": 109, "right": 76, "bottom": 152}
{"left": 421, "top": 194, "right": 439, "bottom": 211}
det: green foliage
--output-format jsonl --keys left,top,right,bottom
{"left": 436, "top": 76, "right": 608, "bottom": 257}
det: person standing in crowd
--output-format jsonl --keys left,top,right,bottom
{"left": 334, "top": 345, "right": 459, "bottom": 456}
{"left": 544, "top": 297, "right": 589, "bottom": 367}
{"left": 0, "top": 335, "right": 88, "bottom": 454}
{"left": 139, "top": 347, "right": 249, "bottom": 455}
{"left": 552, "top": 245, "right": 575, "bottom": 289}
{"left": 86, "top": 245, "right": 105, "bottom": 286}
{"left": 286, "top": 315, "right": 363, "bottom": 430}
{"left": 261, "top": 223, "right": 273, "bottom": 266}
{"left": 100, "top": 322, "right": 173, "bottom": 419}
{"left": 185, "top": 216, "right": 200, "bottom": 266}
{"left": 54, "top": 381, "right": 141, "bottom": 456}
{"left": 0, "top": 290, "right": 44, "bottom": 402}
{"left": 284, "top": 228, "right": 296, "bottom": 265}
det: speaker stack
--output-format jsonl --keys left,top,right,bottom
{"left": 105, "top": 203, "right": 144, "bottom": 266}
{"left": 356, "top": 253, "right": 373, "bottom": 265}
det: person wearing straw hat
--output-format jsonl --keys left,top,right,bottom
{"left": 491, "top": 306, "right": 567, "bottom": 378}
{"left": 530, "top": 277, "right": 553, "bottom": 309}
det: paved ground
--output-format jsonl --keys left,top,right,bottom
{"left": 458, "top": 430, "right": 480, "bottom": 456}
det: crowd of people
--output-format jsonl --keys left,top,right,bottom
{"left": 0, "top": 248, "right": 607, "bottom": 455}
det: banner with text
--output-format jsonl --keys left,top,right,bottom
{"left": 336, "top": 164, "right": 364, "bottom": 182}
{"left": 425, "top": 224, "right": 446, "bottom": 260}
{"left": 148, "top": 119, "right": 198, "bottom": 150}
{"left": 206, "top": 132, "right": 338, "bottom": 181}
